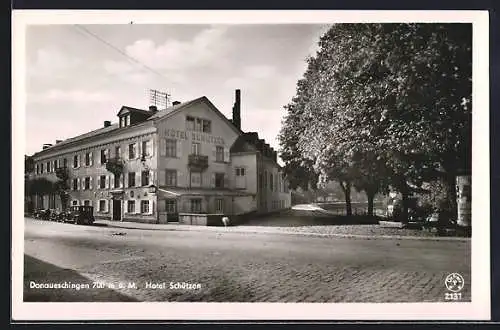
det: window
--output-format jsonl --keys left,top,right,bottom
{"left": 236, "top": 168, "right": 246, "bottom": 176}
{"left": 129, "top": 143, "right": 136, "bottom": 159}
{"left": 142, "top": 141, "right": 149, "bottom": 158}
{"left": 166, "top": 139, "right": 176, "bottom": 157}
{"left": 40, "top": 163, "right": 44, "bottom": 173}
{"left": 270, "top": 173, "right": 274, "bottom": 191}
{"left": 165, "top": 170, "right": 177, "bottom": 186}
{"left": 215, "top": 173, "right": 225, "bottom": 188}
{"left": 127, "top": 200, "right": 135, "bottom": 213}
{"left": 115, "top": 146, "right": 121, "bottom": 158}
{"left": 99, "top": 175, "right": 106, "bottom": 189}
{"left": 195, "top": 118, "right": 203, "bottom": 131}
{"left": 53, "top": 160, "right": 58, "bottom": 170}
{"left": 84, "top": 200, "right": 91, "bottom": 206}
{"left": 63, "top": 158, "right": 67, "bottom": 168}
{"left": 72, "top": 200, "right": 78, "bottom": 206}
{"left": 99, "top": 200, "right": 106, "bottom": 212}
{"left": 215, "top": 199, "right": 224, "bottom": 213}
{"left": 114, "top": 174, "right": 120, "bottom": 188}
{"left": 191, "top": 142, "right": 200, "bottom": 155}
{"left": 72, "top": 178, "right": 78, "bottom": 190}
{"left": 125, "top": 115, "right": 130, "bottom": 127}
{"left": 73, "top": 155, "right": 79, "bottom": 168}
{"left": 128, "top": 172, "right": 135, "bottom": 187}
{"left": 141, "top": 170, "right": 150, "bottom": 186}
{"left": 202, "top": 120, "right": 211, "bottom": 133}
{"left": 85, "top": 152, "right": 91, "bottom": 166}
{"left": 165, "top": 199, "right": 177, "bottom": 213}
{"left": 141, "top": 200, "right": 150, "bottom": 214}
{"left": 35, "top": 164, "right": 39, "bottom": 174}
{"left": 190, "top": 199, "right": 202, "bottom": 213}
{"left": 186, "top": 116, "right": 195, "bottom": 130}
{"left": 215, "top": 146, "right": 224, "bottom": 162}
{"left": 46, "top": 161, "right": 50, "bottom": 173}
{"left": 235, "top": 167, "right": 246, "bottom": 189}
{"left": 190, "top": 172, "right": 202, "bottom": 187}
{"left": 100, "top": 149, "right": 107, "bottom": 164}
{"left": 84, "top": 177, "right": 90, "bottom": 190}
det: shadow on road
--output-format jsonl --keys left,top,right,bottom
{"left": 23, "top": 254, "right": 137, "bottom": 302}
{"left": 240, "top": 209, "right": 381, "bottom": 227}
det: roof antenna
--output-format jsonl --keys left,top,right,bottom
{"left": 148, "top": 89, "right": 171, "bottom": 110}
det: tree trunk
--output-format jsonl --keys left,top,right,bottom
{"left": 339, "top": 180, "right": 352, "bottom": 217}
{"left": 366, "top": 191, "right": 375, "bottom": 217}
{"left": 400, "top": 182, "right": 409, "bottom": 224}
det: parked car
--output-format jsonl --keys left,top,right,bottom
{"left": 34, "top": 208, "right": 51, "bottom": 220}
{"left": 49, "top": 209, "right": 67, "bottom": 222}
{"left": 65, "top": 206, "right": 95, "bottom": 225}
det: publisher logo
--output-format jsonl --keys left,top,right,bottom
{"left": 445, "top": 273, "right": 464, "bottom": 293}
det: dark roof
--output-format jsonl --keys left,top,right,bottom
{"left": 148, "top": 97, "right": 205, "bottom": 120}
{"left": 117, "top": 106, "right": 152, "bottom": 116}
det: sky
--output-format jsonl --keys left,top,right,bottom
{"left": 25, "top": 24, "right": 330, "bottom": 162}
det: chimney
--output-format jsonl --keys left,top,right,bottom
{"left": 104, "top": 120, "right": 111, "bottom": 127}
{"left": 42, "top": 143, "right": 52, "bottom": 150}
{"left": 55, "top": 140, "right": 63, "bottom": 144}
{"left": 232, "top": 89, "right": 241, "bottom": 130}
{"left": 172, "top": 101, "right": 181, "bottom": 106}
{"left": 149, "top": 105, "right": 158, "bottom": 113}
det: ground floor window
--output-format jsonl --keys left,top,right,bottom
{"left": 190, "top": 199, "right": 202, "bottom": 213}
{"left": 141, "top": 200, "right": 150, "bottom": 214}
{"left": 99, "top": 200, "right": 106, "bottom": 212}
{"left": 83, "top": 200, "right": 91, "bottom": 206}
{"left": 127, "top": 200, "right": 135, "bottom": 213}
{"left": 165, "top": 199, "right": 177, "bottom": 213}
{"left": 215, "top": 198, "right": 224, "bottom": 214}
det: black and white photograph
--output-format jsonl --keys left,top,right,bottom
{"left": 12, "top": 10, "right": 490, "bottom": 321}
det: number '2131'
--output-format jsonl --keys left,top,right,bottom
{"left": 445, "top": 292, "right": 462, "bottom": 300}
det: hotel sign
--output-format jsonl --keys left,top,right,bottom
{"left": 162, "top": 128, "right": 225, "bottom": 145}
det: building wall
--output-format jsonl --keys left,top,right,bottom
{"left": 256, "top": 155, "right": 291, "bottom": 213}
{"left": 156, "top": 102, "right": 240, "bottom": 190}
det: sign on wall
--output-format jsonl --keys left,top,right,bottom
{"left": 162, "top": 128, "right": 225, "bottom": 145}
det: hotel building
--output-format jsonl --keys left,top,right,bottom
{"left": 29, "top": 90, "right": 291, "bottom": 225}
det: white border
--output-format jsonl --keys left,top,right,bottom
{"left": 12, "top": 10, "right": 490, "bottom": 321}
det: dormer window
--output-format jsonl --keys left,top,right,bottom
{"left": 120, "top": 115, "right": 131, "bottom": 128}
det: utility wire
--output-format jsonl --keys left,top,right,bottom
{"left": 73, "top": 24, "right": 169, "bottom": 81}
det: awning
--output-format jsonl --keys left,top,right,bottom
{"left": 158, "top": 187, "right": 254, "bottom": 198}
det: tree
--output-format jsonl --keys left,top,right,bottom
{"left": 280, "top": 23, "right": 471, "bottom": 221}
{"left": 55, "top": 166, "right": 70, "bottom": 210}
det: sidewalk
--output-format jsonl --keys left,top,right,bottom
{"left": 94, "top": 219, "right": 470, "bottom": 242}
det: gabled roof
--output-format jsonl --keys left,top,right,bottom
{"left": 117, "top": 106, "right": 152, "bottom": 117}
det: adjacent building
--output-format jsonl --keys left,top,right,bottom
{"left": 29, "top": 90, "right": 291, "bottom": 224}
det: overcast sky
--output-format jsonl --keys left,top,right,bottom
{"left": 25, "top": 24, "right": 329, "bottom": 160}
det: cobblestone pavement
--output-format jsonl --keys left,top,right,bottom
{"left": 23, "top": 218, "right": 471, "bottom": 303}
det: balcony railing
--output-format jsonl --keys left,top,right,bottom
{"left": 188, "top": 154, "right": 209, "bottom": 171}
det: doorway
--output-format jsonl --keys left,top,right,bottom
{"left": 112, "top": 200, "right": 122, "bottom": 221}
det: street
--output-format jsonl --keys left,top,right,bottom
{"left": 23, "top": 218, "right": 471, "bottom": 302}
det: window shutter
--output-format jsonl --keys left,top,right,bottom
{"left": 105, "top": 200, "right": 109, "bottom": 212}
{"left": 150, "top": 139, "right": 155, "bottom": 156}
{"left": 224, "top": 147, "right": 230, "bottom": 163}
{"left": 149, "top": 170, "right": 154, "bottom": 186}
{"left": 120, "top": 175, "right": 124, "bottom": 188}
{"left": 159, "top": 169, "right": 166, "bottom": 186}
{"left": 77, "top": 178, "right": 81, "bottom": 190}
{"left": 90, "top": 152, "right": 93, "bottom": 166}
{"left": 136, "top": 172, "right": 141, "bottom": 187}
{"left": 124, "top": 202, "right": 128, "bottom": 214}
{"left": 176, "top": 140, "right": 182, "bottom": 158}
{"left": 123, "top": 146, "right": 127, "bottom": 160}
{"left": 135, "top": 143, "right": 140, "bottom": 159}
{"left": 77, "top": 155, "right": 81, "bottom": 168}
{"left": 147, "top": 200, "right": 153, "bottom": 214}
{"left": 211, "top": 173, "right": 216, "bottom": 188}
{"left": 89, "top": 176, "right": 93, "bottom": 190}
{"left": 110, "top": 175, "right": 115, "bottom": 189}
{"left": 124, "top": 173, "right": 128, "bottom": 188}
{"left": 160, "top": 138, "right": 166, "bottom": 157}
{"left": 135, "top": 202, "right": 140, "bottom": 214}
{"left": 105, "top": 175, "right": 110, "bottom": 189}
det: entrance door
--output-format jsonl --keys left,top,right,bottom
{"left": 112, "top": 200, "right": 121, "bottom": 221}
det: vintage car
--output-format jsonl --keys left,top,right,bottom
{"left": 65, "top": 206, "right": 95, "bottom": 225}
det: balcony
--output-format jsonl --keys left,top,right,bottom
{"left": 188, "top": 154, "right": 209, "bottom": 171}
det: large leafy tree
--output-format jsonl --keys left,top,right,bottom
{"left": 280, "top": 23, "right": 471, "bottom": 220}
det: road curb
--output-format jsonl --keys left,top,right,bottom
{"left": 94, "top": 220, "right": 471, "bottom": 242}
